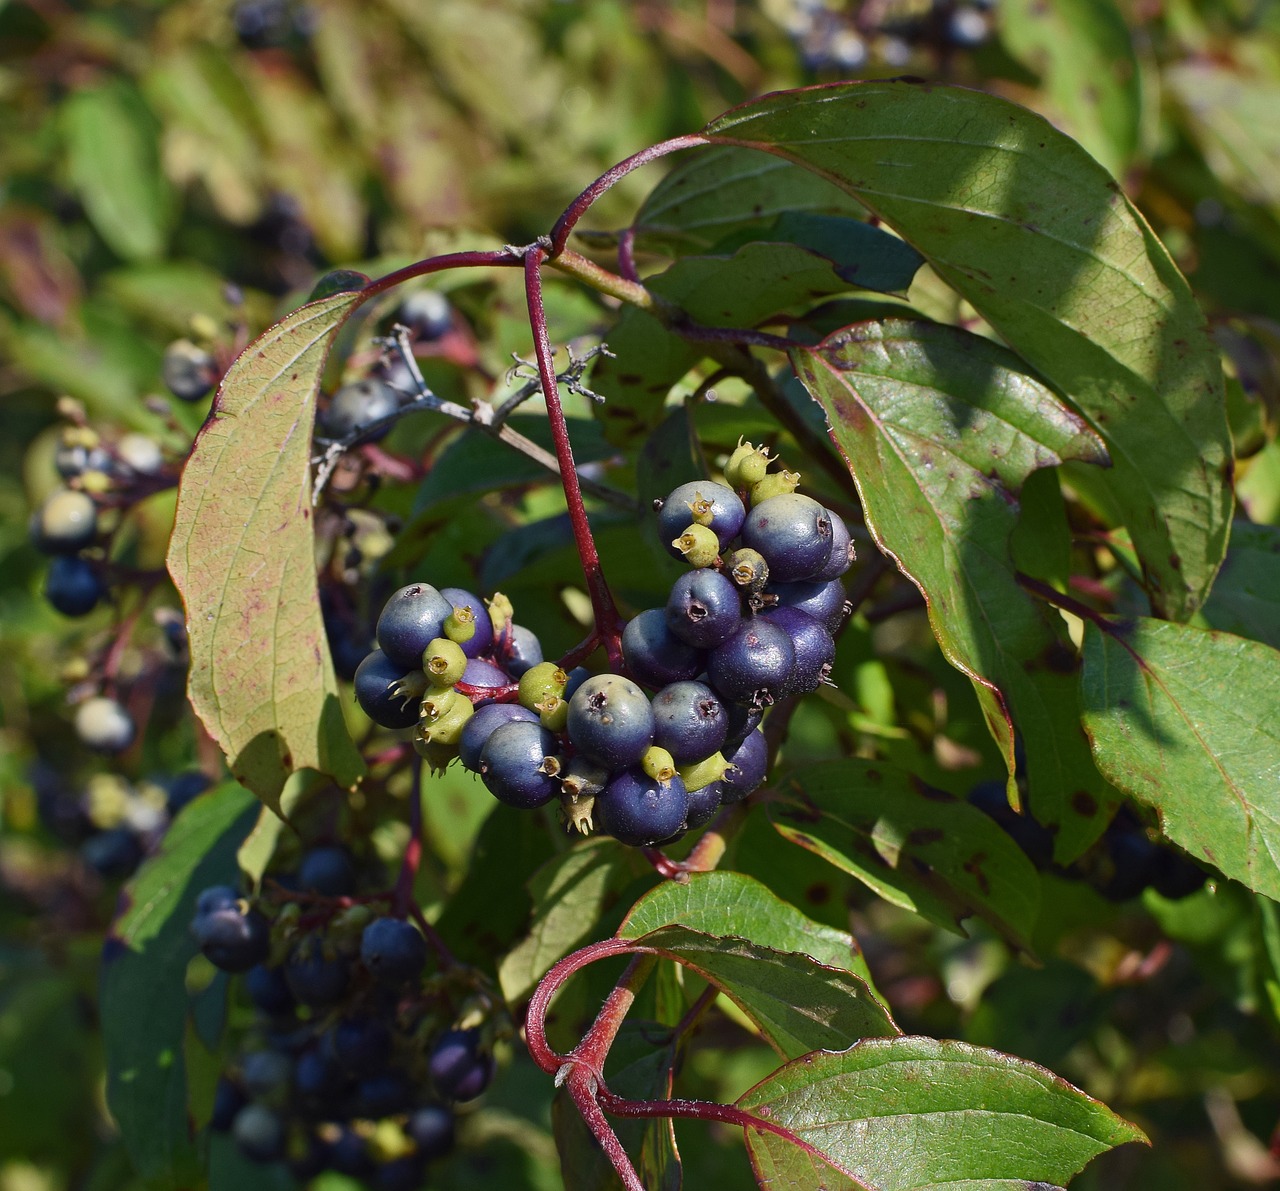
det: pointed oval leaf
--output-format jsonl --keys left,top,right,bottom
{"left": 619, "top": 870, "right": 879, "bottom": 993}
{"left": 1201, "top": 522, "right": 1280, "bottom": 649}
{"left": 792, "top": 321, "right": 1114, "bottom": 860}
{"left": 167, "top": 290, "right": 369, "bottom": 810}
{"left": 628, "top": 924, "right": 899, "bottom": 1059}
{"left": 736, "top": 1036, "right": 1146, "bottom": 1191}
{"left": 706, "top": 80, "right": 1231, "bottom": 620}
{"left": 772, "top": 760, "right": 1041, "bottom": 949}
{"left": 101, "top": 784, "right": 259, "bottom": 1184}
{"left": 633, "top": 144, "right": 872, "bottom": 253}
{"left": 1082, "top": 617, "right": 1280, "bottom": 898}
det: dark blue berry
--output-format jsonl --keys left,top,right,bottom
{"left": 458, "top": 702, "right": 539, "bottom": 772}
{"left": 762, "top": 606, "right": 835, "bottom": 693}
{"left": 323, "top": 379, "right": 400, "bottom": 440}
{"left": 193, "top": 897, "right": 271, "bottom": 973}
{"left": 329, "top": 1014, "right": 393, "bottom": 1076}
{"left": 651, "top": 681, "right": 728, "bottom": 764}
{"left": 429, "top": 1028, "right": 495, "bottom": 1102}
{"left": 360, "top": 917, "right": 427, "bottom": 984}
{"left": 1151, "top": 849, "right": 1207, "bottom": 900}
{"left": 81, "top": 827, "right": 143, "bottom": 879}
{"left": 245, "top": 963, "right": 296, "bottom": 1016}
{"left": 723, "top": 702, "right": 763, "bottom": 753}
{"left": 354, "top": 650, "right": 422, "bottom": 730}
{"left": 665, "top": 569, "right": 743, "bottom": 650}
{"left": 354, "top": 1070, "right": 415, "bottom": 1117}
{"left": 439, "top": 586, "right": 493, "bottom": 658}
{"left": 721, "top": 730, "right": 768, "bottom": 804}
{"left": 967, "top": 780, "right": 1054, "bottom": 868}
{"left": 398, "top": 290, "right": 453, "bottom": 340}
{"left": 406, "top": 1104, "right": 456, "bottom": 1159}
{"left": 162, "top": 339, "right": 217, "bottom": 402}
{"left": 683, "top": 780, "right": 723, "bottom": 830}
{"left": 166, "top": 770, "right": 212, "bottom": 815}
{"left": 241, "top": 1049, "right": 294, "bottom": 1100}
{"left": 232, "top": 1103, "right": 286, "bottom": 1163}
{"left": 622, "top": 609, "right": 705, "bottom": 689}
{"left": 656, "top": 481, "right": 745, "bottom": 555}
{"left": 298, "top": 845, "right": 358, "bottom": 896}
{"left": 707, "top": 619, "right": 796, "bottom": 705}
{"left": 742, "top": 493, "right": 834, "bottom": 582}
{"left": 813, "top": 508, "right": 854, "bottom": 580}
{"left": 329, "top": 1127, "right": 374, "bottom": 1176}
{"left": 479, "top": 720, "right": 561, "bottom": 809}
{"left": 45, "top": 555, "right": 106, "bottom": 616}
{"left": 196, "top": 885, "right": 240, "bottom": 915}
{"left": 503, "top": 624, "right": 543, "bottom": 676}
{"left": 284, "top": 939, "right": 352, "bottom": 1006}
{"left": 598, "top": 769, "right": 690, "bottom": 847}
{"left": 770, "top": 578, "right": 850, "bottom": 633}
{"left": 460, "top": 657, "right": 511, "bottom": 701}
{"left": 376, "top": 584, "right": 454, "bottom": 670}
{"left": 293, "top": 1047, "right": 347, "bottom": 1102}
{"left": 210, "top": 1077, "right": 246, "bottom": 1132}
{"left": 566, "top": 674, "right": 655, "bottom": 769}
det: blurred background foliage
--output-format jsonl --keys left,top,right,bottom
{"left": 2, "top": 1, "right": 1280, "bottom": 1189}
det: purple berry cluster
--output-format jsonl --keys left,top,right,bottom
{"left": 192, "top": 846, "right": 496, "bottom": 1186}
{"left": 347, "top": 442, "right": 850, "bottom": 849}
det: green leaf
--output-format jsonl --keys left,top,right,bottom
{"left": 792, "top": 320, "right": 1114, "bottom": 860}
{"left": 1200, "top": 522, "right": 1280, "bottom": 649}
{"left": 167, "top": 289, "right": 368, "bottom": 811}
{"left": 999, "top": 0, "right": 1143, "bottom": 179}
{"left": 624, "top": 924, "right": 899, "bottom": 1060}
{"left": 101, "top": 784, "right": 259, "bottom": 1185}
{"left": 1081, "top": 617, "right": 1280, "bottom": 899}
{"left": 633, "top": 144, "right": 871, "bottom": 253}
{"left": 735, "top": 1036, "right": 1146, "bottom": 1190}
{"left": 706, "top": 80, "right": 1231, "bottom": 621}
{"left": 499, "top": 839, "right": 653, "bottom": 1005}
{"left": 62, "top": 80, "right": 174, "bottom": 262}
{"left": 770, "top": 760, "right": 1041, "bottom": 949}
{"left": 619, "top": 870, "right": 880, "bottom": 993}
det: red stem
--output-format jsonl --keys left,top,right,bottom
{"left": 571, "top": 1077, "right": 646, "bottom": 1191}
{"left": 617, "top": 226, "right": 640, "bottom": 283}
{"left": 360, "top": 249, "right": 523, "bottom": 303}
{"left": 523, "top": 249, "right": 625, "bottom": 668}
{"left": 549, "top": 135, "right": 709, "bottom": 256}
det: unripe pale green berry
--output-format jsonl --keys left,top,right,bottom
{"left": 672, "top": 523, "right": 720, "bottom": 568}
{"left": 486, "top": 592, "right": 514, "bottom": 634}
{"left": 443, "top": 606, "right": 476, "bottom": 645}
{"left": 724, "top": 439, "right": 771, "bottom": 489}
{"left": 750, "top": 470, "right": 801, "bottom": 505}
{"left": 420, "top": 686, "right": 459, "bottom": 721}
{"left": 416, "top": 695, "right": 473, "bottom": 746}
{"left": 518, "top": 662, "right": 568, "bottom": 712}
{"left": 678, "top": 752, "right": 730, "bottom": 792}
{"left": 536, "top": 693, "right": 568, "bottom": 733}
{"left": 423, "top": 637, "right": 467, "bottom": 686}
{"left": 642, "top": 745, "right": 677, "bottom": 783}
{"left": 726, "top": 547, "right": 769, "bottom": 593}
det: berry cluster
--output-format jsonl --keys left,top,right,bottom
{"left": 193, "top": 847, "right": 496, "bottom": 1187}
{"left": 351, "top": 443, "right": 851, "bottom": 848}
{"left": 37, "top": 769, "right": 210, "bottom": 880}
{"left": 780, "top": 0, "right": 995, "bottom": 72}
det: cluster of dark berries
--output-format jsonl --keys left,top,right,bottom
{"left": 350, "top": 442, "right": 851, "bottom": 848}
{"left": 318, "top": 290, "right": 455, "bottom": 443}
{"left": 781, "top": 0, "right": 994, "bottom": 72}
{"left": 969, "top": 783, "right": 1207, "bottom": 902}
{"left": 193, "top": 848, "right": 496, "bottom": 1186}
{"left": 37, "top": 769, "right": 210, "bottom": 880}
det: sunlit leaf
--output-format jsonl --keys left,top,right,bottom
{"left": 793, "top": 319, "right": 1114, "bottom": 859}
{"left": 736, "top": 1037, "right": 1146, "bottom": 1189}
{"left": 1082, "top": 617, "right": 1280, "bottom": 898}
{"left": 705, "top": 80, "right": 1231, "bottom": 620}
{"left": 167, "top": 289, "right": 368, "bottom": 810}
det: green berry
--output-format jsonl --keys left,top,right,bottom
{"left": 416, "top": 695, "right": 473, "bottom": 746}
{"left": 678, "top": 752, "right": 730, "bottom": 792}
{"left": 641, "top": 745, "right": 677, "bottom": 783}
{"left": 726, "top": 547, "right": 769, "bottom": 594}
{"left": 671, "top": 523, "right": 720, "bottom": 568}
{"left": 443, "top": 606, "right": 476, "bottom": 645}
{"left": 750, "top": 471, "right": 801, "bottom": 505}
{"left": 423, "top": 638, "right": 467, "bottom": 686}
{"left": 420, "top": 686, "right": 459, "bottom": 721}
{"left": 535, "top": 693, "right": 569, "bottom": 733}
{"left": 724, "top": 439, "right": 771, "bottom": 489}
{"left": 518, "top": 662, "right": 568, "bottom": 712}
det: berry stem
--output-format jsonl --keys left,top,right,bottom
{"left": 523, "top": 249, "right": 625, "bottom": 667}
{"left": 549, "top": 135, "right": 709, "bottom": 256}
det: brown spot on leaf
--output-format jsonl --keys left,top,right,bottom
{"left": 908, "top": 827, "right": 945, "bottom": 846}
{"left": 805, "top": 882, "right": 832, "bottom": 905}
{"left": 963, "top": 852, "right": 991, "bottom": 894}
{"left": 1071, "top": 790, "right": 1098, "bottom": 817}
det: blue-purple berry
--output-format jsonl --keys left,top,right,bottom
{"left": 622, "top": 609, "right": 705, "bottom": 690}
{"left": 651, "top": 681, "right": 728, "bottom": 764}
{"left": 598, "top": 769, "right": 690, "bottom": 846}
{"left": 353, "top": 650, "right": 421, "bottom": 730}
{"left": 458, "top": 702, "right": 539, "bottom": 772}
{"left": 376, "top": 583, "right": 454, "bottom": 670}
{"left": 762, "top": 606, "right": 836, "bottom": 694}
{"left": 479, "top": 720, "right": 561, "bottom": 809}
{"left": 742, "top": 493, "right": 835, "bottom": 582}
{"left": 721, "top": 730, "right": 768, "bottom": 804}
{"left": 360, "top": 916, "right": 427, "bottom": 984}
{"left": 707, "top": 618, "right": 797, "bottom": 706}
{"left": 656, "top": 480, "right": 746, "bottom": 554}
{"left": 565, "top": 674, "right": 656, "bottom": 770}
{"left": 665, "top": 569, "right": 743, "bottom": 650}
